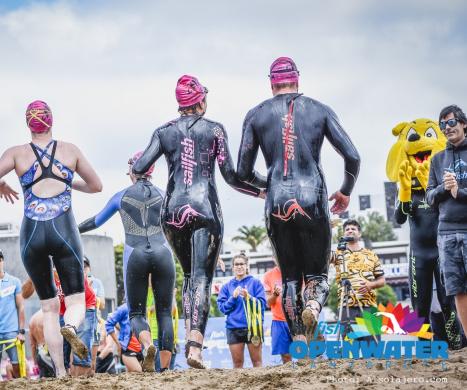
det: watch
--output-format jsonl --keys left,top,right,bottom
{"left": 18, "top": 329, "right": 26, "bottom": 335}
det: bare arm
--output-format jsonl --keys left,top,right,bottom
{"left": 0, "top": 147, "right": 20, "bottom": 203}
{"left": 15, "top": 293, "right": 26, "bottom": 341}
{"left": 22, "top": 278, "right": 35, "bottom": 299}
{"left": 266, "top": 290, "right": 279, "bottom": 308}
{"left": 72, "top": 145, "right": 103, "bottom": 193}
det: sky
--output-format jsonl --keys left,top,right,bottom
{"left": 0, "top": 0, "right": 466, "bottom": 247}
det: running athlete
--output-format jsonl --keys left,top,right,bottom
{"left": 0, "top": 100, "right": 102, "bottom": 377}
{"left": 78, "top": 152, "right": 175, "bottom": 372}
{"left": 133, "top": 75, "right": 265, "bottom": 369}
{"left": 237, "top": 57, "right": 360, "bottom": 341}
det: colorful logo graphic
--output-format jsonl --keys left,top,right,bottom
{"left": 272, "top": 199, "right": 311, "bottom": 221}
{"left": 166, "top": 204, "right": 205, "bottom": 229}
{"left": 347, "top": 303, "right": 433, "bottom": 340}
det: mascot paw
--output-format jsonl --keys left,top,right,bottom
{"left": 398, "top": 161, "right": 412, "bottom": 202}
{"left": 415, "top": 160, "right": 429, "bottom": 190}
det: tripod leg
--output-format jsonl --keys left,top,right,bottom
{"left": 337, "top": 285, "right": 347, "bottom": 342}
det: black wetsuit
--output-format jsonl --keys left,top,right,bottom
{"left": 79, "top": 179, "right": 175, "bottom": 352}
{"left": 395, "top": 190, "right": 465, "bottom": 349}
{"left": 133, "top": 115, "right": 263, "bottom": 336}
{"left": 237, "top": 93, "right": 360, "bottom": 336}
{"left": 20, "top": 140, "right": 84, "bottom": 300}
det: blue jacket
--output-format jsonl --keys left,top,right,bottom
{"left": 217, "top": 275, "right": 266, "bottom": 329}
{"left": 105, "top": 303, "right": 132, "bottom": 350}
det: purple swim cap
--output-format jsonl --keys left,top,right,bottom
{"left": 129, "top": 151, "right": 155, "bottom": 176}
{"left": 175, "top": 75, "right": 208, "bottom": 108}
{"left": 269, "top": 57, "right": 299, "bottom": 85}
{"left": 26, "top": 100, "right": 53, "bottom": 133}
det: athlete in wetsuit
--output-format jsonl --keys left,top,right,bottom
{"left": 78, "top": 152, "right": 175, "bottom": 371}
{"left": 0, "top": 100, "right": 102, "bottom": 377}
{"left": 395, "top": 188, "right": 465, "bottom": 348}
{"left": 133, "top": 75, "right": 265, "bottom": 368}
{"left": 237, "top": 57, "right": 360, "bottom": 340}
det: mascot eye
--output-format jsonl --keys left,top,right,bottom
{"left": 406, "top": 128, "right": 417, "bottom": 140}
{"left": 424, "top": 127, "right": 438, "bottom": 139}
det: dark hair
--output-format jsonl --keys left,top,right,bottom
{"left": 272, "top": 82, "right": 298, "bottom": 91}
{"left": 232, "top": 253, "right": 249, "bottom": 274}
{"left": 0, "top": 249, "right": 3, "bottom": 260}
{"left": 178, "top": 97, "right": 206, "bottom": 115}
{"left": 439, "top": 105, "right": 467, "bottom": 124}
{"left": 343, "top": 219, "right": 361, "bottom": 232}
{"left": 83, "top": 256, "right": 91, "bottom": 268}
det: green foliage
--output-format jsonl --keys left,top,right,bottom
{"left": 232, "top": 224, "right": 267, "bottom": 252}
{"left": 114, "top": 244, "right": 124, "bottom": 305}
{"left": 357, "top": 211, "right": 397, "bottom": 242}
{"left": 376, "top": 284, "right": 398, "bottom": 306}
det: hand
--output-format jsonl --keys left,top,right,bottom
{"left": 451, "top": 186, "right": 459, "bottom": 199}
{"left": 239, "top": 288, "right": 248, "bottom": 298}
{"left": 273, "top": 286, "right": 282, "bottom": 296}
{"left": 329, "top": 191, "right": 350, "bottom": 215}
{"left": 17, "top": 333, "right": 25, "bottom": 342}
{"left": 258, "top": 189, "right": 266, "bottom": 199}
{"left": 233, "top": 286, "right": 242, "bottom": 298}
{"left": 414, "top": 160, "right": 429, "bottom": 190}
{"left": 398, "top": 160, "right": 412, "bottom": 202}
{"left": 217, "top": 258, "right": 226, "bottom": 273}
{"left": 0, "top": 181, "right": 19, "bottom": 204}
{"left": 358, "top": 281, "right": 372, "bottom": 294}
{"left": 443, "top": 172, "right": 457, "bottom": 191}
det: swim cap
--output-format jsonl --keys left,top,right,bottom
{"left": 269, "top": 57, "right": 299, "bottom": 85}
{"left": 175, "top": 75, "right": 208, "bottom": 108}
{"left": 26, "top": 100, "right": 53, "bottom": 133}
{"left": 129, "top": 151, "right": 155, "bottom": 177}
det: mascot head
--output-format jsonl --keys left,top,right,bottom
{"left": 386, "top": 119, "right": 446, "bottom": 189}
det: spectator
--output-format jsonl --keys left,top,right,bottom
{"left": 217, "top": 253, "right": 266, "bottom": 368}
{"left": 105, "top": 303, "right": 143, "bottom": 372}
{"left": 263, "top": 263, "right": 292, "bottom": 363}
{"left": 331, "top": 219, "right": 385, "bottom": 341}
{"left": 28, "top": 310, "right": 54, "bottom": 378}
{"left": 427, "top": 104, "right": 467, "bottom": 336}
{"left": 0, "top": 249, "right": 26, "bottom": 379}
{"left": 83, "top": 256, "right": 105, "bottom": 371}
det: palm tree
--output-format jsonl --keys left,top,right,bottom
{"left": 232, "top": 225, "right": 267, "bottom": 252}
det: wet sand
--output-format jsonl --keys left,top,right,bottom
{"left": 2, "top": 348, "right": 466, "bottom": 390}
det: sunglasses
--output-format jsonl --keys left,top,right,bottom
{"left": 440, "top": 119, "right": 458, "bottom": 130}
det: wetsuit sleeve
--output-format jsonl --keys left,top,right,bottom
{"left": 324, "top": 107, "right": 360, "bottom": 196}
{"left": 78, "top": 190, "right": 125, "bottom": 233}
{"left": 133, "top": 129, "right": 163, "bottom": 175}
{"left": 426, "top": 156, "right": 450, "bottom": 206}
{"left": 105, "top": 307, "right": 123, "bottom": 335}
{"left": 236, "top": 112, "right": 267, "bottom": 188}
{"left": 394, "top": 198, "right": 411, "bottom": 224}
{"left": 216, "top": 125, "right": 263, "bottom": 197}
{"left": 217, "top": 284, "right": 237, "bottom": 315}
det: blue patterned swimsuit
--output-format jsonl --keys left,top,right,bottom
{"left": 19, "top": 140, "right": 74, "bottom": 221}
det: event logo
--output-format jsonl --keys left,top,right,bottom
{"left": 272, "top": 199, "right": 311, "bottom": 222}
{"left": 290, "top": 303, "right": 447, "bottom": 363}
{"left": 166, "top": 204, "right": 205, "bottom": 229}
{"left": 347, "top": 303, "right": 433, "bottom": 339}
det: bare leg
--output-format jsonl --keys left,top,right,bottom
{"left": 455, "top": 293, "right": 467, "bottom": 336}
{"left": 159, "top": 350, "right": 172, "bottom": 369}
{"left": 61, "top": 293, "right": 88, "bottom": 360}
{"left": 122, "top": 355, "right": 142, "bottom": 372}
{"left": 41, "top": 296, "right": 66, "bottom": 377}
{"left": 246, "top": 343, "right": 262, "bottom": 367}
{"left": 281, "top": 354, "right": 292, "bottom": 364}
{"left": 228, "top": 343, "right": 245, "bottom": 368}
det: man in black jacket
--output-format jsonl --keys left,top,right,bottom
{"left": 426, "top": 104, "right": 467, "bottom": 337}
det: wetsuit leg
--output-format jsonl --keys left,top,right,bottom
{"left": 20, "top": 218, "right": 57, "bottom": 299}
{"left": 162, "top": 224, "right": 192, "bottom": 328}
{"left": 125, "top": 248, "right": 151, "bottom": 336}
{"left": 267, "top": 216, "right": 330, "bottom": 336}
{"left": 49, "top": 210, "right": 85, "bottom": 296}
{"left": 190, "top": 223, "right": 222, "bottom": 335}
{"left": 434, "top": 263, "right": 466, "bottom": 349}
{"left": 408, "top": 253, "right": 435, "bottom": 326}
{"left": 150, "top": 245, "right": 175, "bottom": 352}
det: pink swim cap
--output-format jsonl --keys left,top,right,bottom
{"left": 269, "top": 57, "right": 299, "bottom": 85}
{"left": 26, "top": 100, "right": 53, "bottom": 133}
{"left": 129, "top": 151, "right": 155, "bottom": 177}
{"left": 175, "top": 75, "right": 208, "bottom": 108}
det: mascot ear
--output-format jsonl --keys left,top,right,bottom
{"left": 392, "top": 122, "right": 408, "bottom": 136}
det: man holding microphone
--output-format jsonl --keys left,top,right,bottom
{"left": 427, "top": 105, "right": 467, "bottom": 338}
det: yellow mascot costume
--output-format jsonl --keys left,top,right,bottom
{"left": 386, "top": 118, "right": 464, "bottom": 349}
